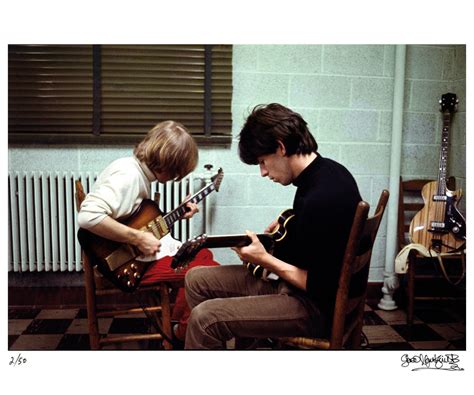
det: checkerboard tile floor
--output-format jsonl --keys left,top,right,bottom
{"left": 361, "top": 300, "right": 465, "bottom": 350}
{"left": 8, "top": 300, "right": 465, "bottom": 350}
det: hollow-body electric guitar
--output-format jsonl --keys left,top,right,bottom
{"left": 78, "top": 168, "right": 224, "bottom": 292}
{"left": 171, "top": 208, "right": 295, "bottom": 280}
{"left": 409, "top": 93, "right": 466, "bottom": 253}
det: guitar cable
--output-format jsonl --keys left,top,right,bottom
{"left": 134, "top": 291, "right": 177, "bottom": 348}
{"left": 360, "top": 330, "right": 370, "bottom": 349}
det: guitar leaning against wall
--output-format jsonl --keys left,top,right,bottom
{"left": 409, "top": 93, "right": 466, "bottom": 254}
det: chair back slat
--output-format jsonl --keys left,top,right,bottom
{"left": 330, "top": 190, "right": 389, "bottom": 348}
{"left": 404, "top": 203, "right": 424, "bottom": 211}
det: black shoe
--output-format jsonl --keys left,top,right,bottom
{"left": 171, "top": 324, "right": 185, "bottom": 350}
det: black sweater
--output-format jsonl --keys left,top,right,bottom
{"left": 278, "top": 154, "right": 361, "bottom": 328}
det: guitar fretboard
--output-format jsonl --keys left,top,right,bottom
{"left": 163, "top": 183, "right": 216, "bottom": 227}
{"left": 437, "top": 111, "right": 451, "bottom": 196}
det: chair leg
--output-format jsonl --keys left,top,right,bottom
{"left": 83, "top": 254, "right": 101, "bottom": 350}
{"left": 406, "top": 252, "right": 416, "bottom": 326}
{"left": 349, "top": 329, "right": 362, "bottom": 349}
{"left": 349, "top": 305, "right": 365, "bottom": 349}
{"left": 160, "top": 283, "right": 173, "bottom": 350}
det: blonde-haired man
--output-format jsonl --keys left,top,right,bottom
{"left": 78, "top": 121, "right": 213, "bottom": 347}
{"left": 79, "top": 121, "right": 199, "bottom": 253}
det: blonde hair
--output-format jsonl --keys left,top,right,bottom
{"left": 134, "top": 121, "right": 198, "bottom": 181}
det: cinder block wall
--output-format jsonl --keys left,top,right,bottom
{"left": 8, "top": 44, "right": 466, "bottom": 283}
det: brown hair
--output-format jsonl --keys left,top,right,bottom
{"left": 134, "top": 121, "right": 198, "bottom": 180}
{"left": 238, "top": 103, "right": 317, "bottom": 165}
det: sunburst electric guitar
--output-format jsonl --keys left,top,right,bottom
{"left": 78, "top": 168, "right": 224, "bottom": 292}
{"left": 171, "top": 209, "right": 295, "bottom": 280}
{"left": 409, "top": 93, "right": 466, "bottom": 253}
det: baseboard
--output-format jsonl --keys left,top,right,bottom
{"left": 9, "top": 282, "right": 386, "bottom": 309}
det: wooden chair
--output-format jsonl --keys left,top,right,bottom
{"left": 75, "top": 180, "right": 179, "bottom": 350}
{"left": 397, "top": 178, "right": 435, "bottom": 253}
{"left": 398, "top": 177, "right": 465, "bottom": 325}
{"left": 278, "top": 189, "right": 389, "bottom": 350}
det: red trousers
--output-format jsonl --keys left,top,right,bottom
{"left": 140, "top": 249, "right": 220, "bottom": 340}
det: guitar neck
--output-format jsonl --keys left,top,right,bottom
{"left": 203, "top": 234, "right": 274, "bottom": 249}
{"left": 437, "top": 111, "right": 452, "bottom": 195}
{"left": 436, "top": 93, "right": 458, "bottom": 196}
{"left": 163, "top": 182, "right": 216, "bottom": 228}
{"left": 204, "top": 234, "right": 255, "bottom": 248}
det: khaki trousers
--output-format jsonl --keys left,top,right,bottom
{"left": 184, "top": 265, "right": 325, "bottom": 349}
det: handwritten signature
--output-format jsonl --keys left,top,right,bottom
{"left": 401, "top": 353, "right": 464, "bottom": 371}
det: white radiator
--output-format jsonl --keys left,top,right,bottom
{"left": 8, "top": 171, "right": 195, "bottom": 273}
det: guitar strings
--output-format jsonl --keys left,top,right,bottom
{"left": 147, "top": 183, "right": 217, "bottom": 237}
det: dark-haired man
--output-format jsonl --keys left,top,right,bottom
{"left": 184, "top": 104, "right": 362, "bottom": 349}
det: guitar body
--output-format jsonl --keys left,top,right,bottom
{"left": 247, "top": 208, "right": 295, "bottom": 279}
{"left": 79, "top": 199, "right": 164, "bottom": 261}
{"left": 78, "top": 199, "right": 166, "bottom": 292}
{"left": 409, "top": 181, "right": 465, "bottom": 253}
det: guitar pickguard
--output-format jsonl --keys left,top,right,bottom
{"left": 409, "top": 181, "right": 465, "bottom": 253}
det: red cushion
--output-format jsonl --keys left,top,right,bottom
{"left": 140, "top": 248, "right": 219, "bottom": 284}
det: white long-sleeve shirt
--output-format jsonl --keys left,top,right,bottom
{"left": 77, "top": 156, "right": 181, "bottom": 260}
{"left": 78, "top": 156, "right": 155, "bottom": 228}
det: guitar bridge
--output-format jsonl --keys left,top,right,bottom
{"left": 104, "top": 244, "right": 136, "bottom": 271}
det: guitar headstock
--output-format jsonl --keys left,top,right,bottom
{"left": 211, "top": 168, "right": 224, "bottom": 192}
{"left": 171, "top": 234, "right": 208, "bottom": 270}
{"left": 439, "top": 93, "right": 458, "bottom": 114}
